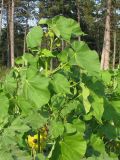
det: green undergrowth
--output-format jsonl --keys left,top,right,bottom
{"left": 0, "top": 67, "right": 10, "bottom": 80}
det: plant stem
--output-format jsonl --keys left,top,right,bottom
{"left": 38, "top": 130, "right": 40, "bottom": 153}
{"left": 50, "top": 37, "right": 53, "bottom": 70}
{"left": 49, "top": 63, "right": 67, "bottom": 76}
{"left": 45, "top": 60, "right": 48, "bottom": 77}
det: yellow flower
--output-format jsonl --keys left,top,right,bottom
{"left": 27, "top": 134, "right": 38, "bottom": 149}
{"left": 27, "top": 128, "right": 48, "bottom": 150}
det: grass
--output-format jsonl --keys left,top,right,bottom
{"left": 0, "top": 66, "right": 10, "bottom": 80}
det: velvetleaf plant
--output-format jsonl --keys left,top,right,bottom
{"left": 0, "top": 16, "right": 120, "bottom": 159}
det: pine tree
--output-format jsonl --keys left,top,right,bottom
{"left": 7, "top": 0, "right": 15, "bottom": 67}
{"left": 101, "top": 0, "right": 112, "bottom": 70}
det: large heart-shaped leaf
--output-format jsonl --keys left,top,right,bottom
{"left": 58, "top": 41, "right": 100, "bottom": 76}
{"left": 51, "top": 73, "right": 70, "bottom": 94}
{"left": 71, "top": 41, "right": 100, "bottom": 75}
{"left": 26, "top": 26, "right": 43, "bottom": 49}
{"left": 50, "top": 133, "right": 87, "bottom": 160}
{"left": 22, "top": 69, "right": 50, "bottom": 108}
{"left": 39, "top": 16, "right": 84, "bottom": 41}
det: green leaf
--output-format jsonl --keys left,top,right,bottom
{"left": 2, "top": 117, "right": 30, "bottom": 141}
{"left": 51, "top": 73, "right": 70, "bottom": 94}
{"left": 98, "top": 124, "right": 117, "bottom": 139}
{"left": 70, "top": 41, "right": 100, "bottom": 76}
{"left": 0, "top": 133, "right": 16, "bottom": 148}
{"left": 60, "top": 100, "right": 79, "bottom": 117}
{"left": 51, "top": 133, "right": 87, "bottom": 160}
{"left": 90, "top": 134, "right": 105, "bottom": 153}
{"left": 58, "top": 48, "right": 69, "bottom": 63}
{"left": 91, "top": 93, "right": 104, "bottom": 123}
{"left": 64, "top": 123, "right": 76, "bottom": 134}
{"left": 58, "top": 41, "right": 100, "bottom": 76}
{"left": 111, "top": 100, "right": 120, "bottom": 115}
{"left": 39, "top": 18, "right": 48, "bottom": 25}
{"left": 10, "top": 117, "right": 30, "bottom": 133}
{"left": 35, "top": 154, "right": 46, "bottom": 160}
{"left": 23, "top": 69, "right": 50, "bottom": 108}
{"left": 26, "top": 26, "right": 43, "bottom": 49}
{"left": 25, "top": 112, "right": 48, "bottom": 130}
{"left": 101, "top": 71, "right": 112, "bottom": 84}
{"left": 103, "top": 100, "right": 120, "bottom": 124}
{"left": 4, "top": 71, "right": 17, "bottom": 95}
{"left": 0, "top": 151, "right": 13, "bottom": 160}
{"left": 72, "top": 119, "right": 85, "bottom": 134}
{"left": 0, "top": 117, "right": 30, "bottom": 149}
{"left": 13, "top": 154, "right": 31, "bottom": 160}
{"left": 41, "top": 49, "right": 55, "bottom": 57}
{"left": 99, "top": 153, "right": 118, "bottom": 160}
{"left": 23, "top": 53, "right": 38, "bottom": 66}
{"left": 15, "top": 56, "right": 24, "bottom": 65}
{"left": 82, "top": 153, "right": 118, "bottom": 160}
{"left": 81, "top": 83, "right": 91, "bottom": 113}
{"left": 17, "top": 96, "right": 34, "bottom": 115}
{"left": 42, "top": 16, "right": 84, "bottom": 41}
{"left": 116, "top": 71, "right": 120, "bottom": 94}
{"left": 11, "top": 146, "right": 31, "bottom": 160}
{"left": 54, "top": 16, "right": 83, "bottom": 41}
{"left": 49, "top": 121, "right": 64, "bottom": 139}
{"left": 51, "top": 94, "right": 65, "bottom": 110}
{"left": 0, "top": 93, "right": 9, "bottom": 124}
{"left": 83, "top": 112, "right": 93, "bottom": 121}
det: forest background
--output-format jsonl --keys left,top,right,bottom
{"left": 0, "top": 0, "right": 120, "bottom": 71}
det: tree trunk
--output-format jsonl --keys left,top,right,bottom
{"left": 7, "top": 0, "right": 15, "bottom": 67}
{"left": 23, "top": 0, "right": 29, "bottom": 54}
{"left": 112, "top": 31, "right": 116, "bottom": 70}
{"left": 7, "top": 0, "right": 10, "bottom": 67}
{"left": 101, "top": 0, "right": 111, "bottom": 70}
{"left": 76, "top": 0, "right": 81, "bottom": 41}
{"left": 23, "top": 28, "right": 27, "bottom": 54}
{"left": 0, "top": 0, "right": 4, "bottom": 40}
{"left": 0, "top": 0, "right": 4, "bottom": 65}
{"left": 23, "top": 17, "right": 29, "bottom": 54}
{"left": 10, "top": 0, "right": 15, "bottom": 67}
